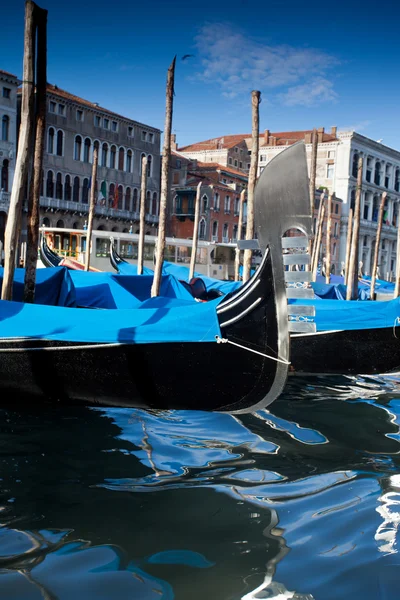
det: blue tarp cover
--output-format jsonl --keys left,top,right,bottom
{"left": 289, "top": 296, "right": 400, "bottom": 331}
{"left": 0, "top": 267, "right": 76, "bottom": 307}
{"left": 0, "top": 296, "right": 221, "bottom": 344}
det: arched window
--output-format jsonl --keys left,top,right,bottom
{"left": 118, "top": 185, "right": 123, "bottom": 210}
{"left": 125, "top": 187, "right": 131, "bottom": 212}
{"left": 42, "top": 217, "right": 50, "bottom": 227}
{"left": 224, "top": 196, "right": 230, "bottom": 213}
{"left": 350, "top": 189, "right": 356, "bottom": 212}
{"left": 55, "top": 173, "right": 63, "bottom": 199}
{"left": 64, "top": 175, "right": 71, "bottom": 201}
{"left": 74, "top": 136, "right": 82, "bottom": 161}
{"left": 56, "top": 130, "right": 63, "bottom": 156}
{"left": 375, "top": 161, "right": 381, "bottom": 186}
{"left": 109, "top": 183, "right": 115, "bottom": 207}
{"left": 40, "top": 169, "right": 44, "bottom": 196}
{"left": 152, "top": 192, "right": 157, "bottom": 215}
{"left": 118, "top": 148, "right": 124, "bottom": 171}
{"left": 1, "top": 116, "right": 9, "bottom": 142}
{"left": 199, "top": 218, "right": 206, "bottom": 240}
{"left": 212, "top": 221, "right": 218, "bottom": 240}
{"left": 372, "top": 195, "right": 379, "bottom": 222}
{"left": 202, "top": 195, "right": 208, "bottom": 212}
{"left": 352, "top": 152, "right": 359, "bottom": 178}
{"left": 46, "top": 171, "right": 54, "bottom": 198}
{"left": 140, "top": 153, "right": 146, "bottom": 175}
{"left": 146, "top": 190, "right": 151, "bottom": 213}
{"left": 395, "top": 169, "right": 400, "bottom": 193}
{"left": 1, "top": 159, "right": 9, "bottom": 192}
{"left": 101, "top": 143, "right": 108, "bottom": 167}
{"left": 83, "top": 138, "right": 91, "bottom": 163}
{"left": 126, "top": 150, "right": 133, "bottom": 172}
{"left": 72, "top": 221, "right": 80, "bottom": 229}
{"left": 112, "top": 226, "right": 119, "bottom": 232}
{"left": 232, "top": 224, "right": 238, "bottom": 241}
{"left": 223, "top": 223, "right": 229, "bottom": 240}
{"left": 147, "top": 155, "right": 152, "bottom": 177}
{"left": 73, "top": 176, "right": 80, "bottom": 203}
{"left": 234, "top": 197, "right": 240, "bottom": 215}
{"left": 56, "top": 219, "right": 64, "bottom": 228}
{"left": 110, "top": 146, "right": 116, "bottom": 169}
{"left": 48, "top": 127, "right": 55, "bottom": 153}
{"left": 214, "top": 193, "right": 220, "bottom": 210}
{"left": 334, "top": 222, "right": 338, "bottom": 237}
{"left": 133, "top": 188, "right": 138, "bottom": 212}
{"left": 82, "top": 178, "right": 89, "bottom": 203}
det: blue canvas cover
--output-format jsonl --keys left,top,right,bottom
{"left": 161, "top": 262, "right": 242, "bottom": 295}
{"left": 69, "top": 271, "right": 194, "bottom": 309}
{"left": 312, "top": 281, "right": 371, "bottom": 301}
{"left": 289, "top": 296, "right": 400, "bottom": 331}
{"left": 114, "top": 261, "right": 154, "bottom": 276}
{"left": 0, "top": 267, "right": 76, "bottom": 307}
{"left": 0, "top": 296, "right": 221, "bottom": 344}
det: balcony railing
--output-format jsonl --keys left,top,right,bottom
{"left": 212, "top": 235, "right": 218, "bottom": 242}
{"left": 39, "top": 196, "right": 159, "bottom": 223}
{"left": 222, "top": 236, "right": 229, "bottom": 243}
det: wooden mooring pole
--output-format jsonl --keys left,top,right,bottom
{"left": 189, "top": 181, "right": 202, "bottom": 281}
{"left": 346, "top": 156, "right": 363, "bottom": 301}
{"left": 312, "top": 201, "right": 325, "bottom": 281}
{"left": 234, "top": 188, "right": 246, "bottom": 281}
{"left": 344, "top": 208, "right": 353, "bottom": 286}
{"left": 370, "top": 191, "right": 387, "bottom": 300}
{"left": 325, "top": 193, "right": 333, "bottom": 284}
{"left": 309, "top": 129, "right": 318, "bottom": 233}
{"left": 242, "top": 90, "right": 260, "bottom": 283}
{"left": 151, "top": 57, "right": 176, "bottom": 297}
{"left": 84, "top": 143, "right": 99, "bottom": 271}
{"left": 24, "top": 2, "right": 47, "bottom": 302}
{"left": 2, "top": 0, "right": 36, "bottom": 300}
{"left": 137, "top": 154, "right": 148, "bottom": 275}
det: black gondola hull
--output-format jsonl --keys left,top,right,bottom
{"left": 290, "top": 327, "right": 400, "bottom": 375}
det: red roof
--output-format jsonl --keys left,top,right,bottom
{"left": 179, "top": 129, "right": 337, "bottom": 152}
{"left": 196, "top": 162, "right": 248, "bottom": 178}
{"left": 0, "top": 69, "right": 18, "bottom": 79}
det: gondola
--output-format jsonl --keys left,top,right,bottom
{"left": 0, "top": 142, "right": 310, "bottom": 412}
{"left": 39, "top": 236, "right": 101, "bottom": 272}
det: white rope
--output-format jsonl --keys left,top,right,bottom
{"left": 215, "top": 336, "right": 290, "bottom": 365}
{"left": 394, "top": 317, "right": 400, "bottom": 339}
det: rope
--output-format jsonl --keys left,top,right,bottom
{"left": 215, "top": 335, "right": 290, "bottom": 365}
{"left": 394, "top": 317, "right": 400, "bottom": 339}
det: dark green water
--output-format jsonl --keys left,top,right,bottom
{"left": 0, "top": 374, "right": 400, "bottom": 599}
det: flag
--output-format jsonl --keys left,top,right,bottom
{"left": 113, "top": 186, "right": 119, "bottom": 209}
{"left": 98, "top": 181, "right": 107, "bottom": 205}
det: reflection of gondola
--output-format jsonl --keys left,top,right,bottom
{"left": 0, "top": 142, "right": 312, "bottom": 412}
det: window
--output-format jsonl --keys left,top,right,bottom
{"left": 103, "top": 118, "right": 109, "bottom": 129}
{"left": 110, "top": 145, "right": 116, "bottom": 169}
{"left": 147, "top": 155, "right": 152, "bottom": 177}
{"left": 49, "top": 101, "right": 56, "bottom": 112}
{"left": 327, "top": 164, "right": 334, "bottom": 179}
{"left": 101, "top": 143, "right": 108, "bottom": 167}
{"left": 142, "top": 131, "right": 147, "bottom": 141}
{"left": 118, "top": 147, "right": 124, "bottom": 170}
{"left": 363, "top": 203, "right": 369, "bottom": 219}
{"left": 212, "top": 221, "right": 218, "bottom": 240}
{"left": 234, "top": 160, "right": 238, "bottom": 167}
{"left": 94, "top": 115, "right": 101, "bottom": 127}
{"left": 214, "top": 193, "right": 220, "bottom": 211}
{"left": 55, "top": 173, "right": 63, "bottom": 200}
{"left": 234, "top": 197, "right": 240, "bottom": 215}
{"left": 148, "top": 133, "right": 154, "bottom": 143}
{"left": 223, "top": 223, "right": 229, "bottom": 240}
{"left": 260, "top": 155, "right": 266, "bottom": 162}
{"left": 366, "top": 159, "right": 372, "bottom": 183}
{"left": 126, "top": 149, "right": 132, "bottom": 172}
{"left": 133, "top": 188, "right": 138, "bottom": 212}
{"left": 118, "top": 185, "right": 123, "bottom": 209}
{"left": 228, "top": 157, "right": 233, "bottom": 165}
{"left": 176, "top": 159, "right": 181, "bottom": 168}
{"left": 73, "top": 177, "right": 80, "bottom": 203}
{"left": 112, "top": 121, "right": 118, "bottom": 132}
{"left": 64, "top": 175, "right": 71, "bottom": 201}
{"left": 152, "top": 192, "right": 157, "bottom": 215}
{"left": 374, "top": 161, "right": 381, "bottom": 186}
{"left": 222, "top": 178, "right": 227, "bottom": 184}
{"left": 247, "top": 163, "right": 251, "bottom": 169}
{"left": 232, "top": 224, "right": 238, "bottom": 241}
{"left": 74, "top": 136, "right": 82, "bottom": 161}
{"left": 328, "top": 150, "right": 335, "bottom": 159}
{"left": 199, "top": 218, "right": 206, "bottom": 240}
{"left": 352, "top": 152, "right": 359, "bottom": 178}
{"left": 128, "top": 126, "right": 133, "bottom": 136}
{"left": 125, "top": 187, "right": 131, "bottom": 211}
{"left": 146, "top": 190, "right": 151, "bottom": 213}
{"left": 2, "top": 88, "right": 10, "bottom": 99}
{"left": 76, "top": 110, "right": 83, "bottom": 121}
{"left": 334, "top": 203, "right": 339, "bottom": 214}
{"left": 234, "top": 147, "right": 238, "bottom": 153}
{"left": 1, "top": 115, "right": 9, "bottom": 142}
{"left": 58, "top": 104, "right": 65, "bottom": 116}
{"left": 47, "top": 127, "right": 55, "bottom": 153}
{"left": 239, "top": 162, "right": 243, "bottom": 168}
{"left": 46, "top": 171, "right": 54, "bottom": 198}
{"left": 82, "top": 178, "right": 89, "bottom": 204}
{"left": 202, "top": 194, "right": 208, "bottom": 212}
{"left": 83, "top": 138, "right": 91, "bottom": 162}
{"left": 56, "top": 130, "right": 63, "bottom": 156}
{"left": 224, "top": 196, "right": 230, "bottom": 213}
{"left": 334, "top": 222, "right": 338, "bottom": 237}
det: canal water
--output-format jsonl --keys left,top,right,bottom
{"left": 0, "top": 374, "right": 400, "bottom": 600}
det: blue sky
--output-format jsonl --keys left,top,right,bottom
{"left": 2, "top": 0, "right": 400, "bottom": 149}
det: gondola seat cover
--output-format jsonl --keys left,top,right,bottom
{"left": 0, "top": 296, "right": 221, "bottom": 344}
{"left": 0, "top": 267, "right": 76, "bottom": 307}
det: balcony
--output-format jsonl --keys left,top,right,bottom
{"left": 212, "top": 235, "right": 218, "bottom": 242}
{"left": 222, "top": 236, "right": 229, "bottom": 243}
{"left": 224, "top": 209, "right": 231, "bottom": 215}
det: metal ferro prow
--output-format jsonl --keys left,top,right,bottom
{"left": 254, "top": 141, "right": 312, "bottom": 377}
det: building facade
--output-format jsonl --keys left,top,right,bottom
{"left": 0, "top": 70, "right": 19, "bottom": 248}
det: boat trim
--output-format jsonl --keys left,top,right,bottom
{"left": 217, "top": 279, "right": 261, "bottom": 314}
{"left": 291, "top": 329, "right": 343, "bottom": 338}
{"left": 219, "top": 297, "right": 262, "bottom": 328}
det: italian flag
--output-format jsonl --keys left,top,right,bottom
{"left": 98, "top": 181, "right": 107, "bottom": 204}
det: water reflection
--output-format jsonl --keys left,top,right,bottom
{"left": 0, "top": 373, "right": 398, "bottom": 599}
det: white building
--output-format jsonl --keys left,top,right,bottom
{"left": 0, "top": 69, "right": 19, "bottom": 245}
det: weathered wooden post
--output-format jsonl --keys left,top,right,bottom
{"left": 312, "top": 202, "right": 325, "bottom": 281}
{"left": 2, "top": 0, "right": 36, "bottom": 300}
{"left": 311, "top": 192, "right": 324, "bottom": 278}
{"left": 242, "top": 90, "right": 261, "bottom": 283}
{"left": 394, "top": 212, "right": 400, "bottom": 298}
{"left": 137, "top": 154, "right": 148, "bottom": 275}
{"left": 325, "top": 193, "right": 333, "bottom": 284}
{"left": 189, "top": 181, "right": 202, "bottom": 281}
{"left": 84, "top": 143, "right": 99, "bottom": 271}
{"left": 346, "top": 156, "right": 363, "bottom": 300}
{"left": 151, "top": 57, "right": 176, "bottom": 297}
{"left": 24, "top": 2, "right": 47, "bottom": 302}
{"left": 309, "top": 128, "right": 318, "bottom": 231}
{"left": 344, "top": 208, "right": 353, "bottom": 285}
{"left": 370, "top": 191, "right": 387, "bottom": 299}
{"left": 234, "top": 188, "right": 246, "bottom": 281}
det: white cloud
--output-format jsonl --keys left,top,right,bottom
{"left": 194, "top": 23, "right": 339, "bottom": 106}
{"left": 279, "top": 77, "right": 338, "bottom": 107}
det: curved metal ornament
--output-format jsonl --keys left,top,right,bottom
{"left": 252, "top": 141, "right": 312, "bottom": 408}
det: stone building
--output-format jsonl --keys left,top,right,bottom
{"left": 0, "top": 69, "right": 19, "bottom": 248}
{"left": 36, "top": 84, "right": 161, "bottom": 235}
